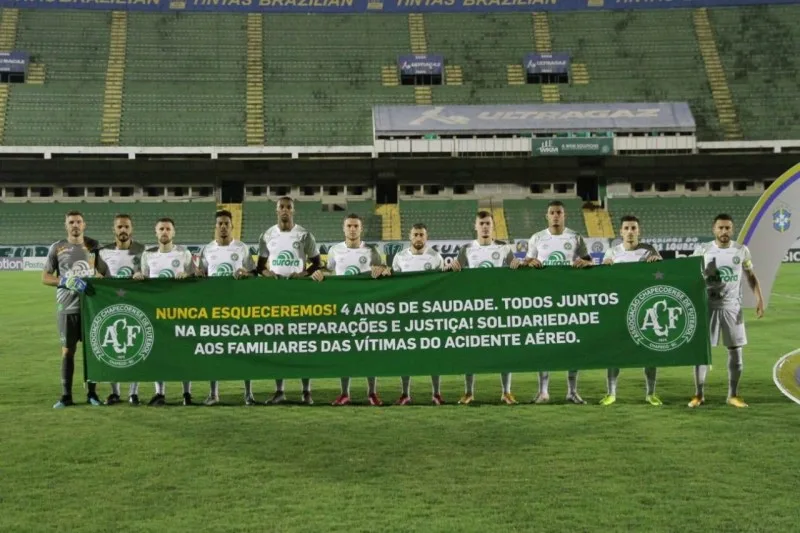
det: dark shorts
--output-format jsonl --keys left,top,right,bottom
{"left": 57, "top": 313, "right": 82, "bottom": 349}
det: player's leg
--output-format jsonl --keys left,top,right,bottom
{"left": 107, "top": 382, "right": 121, "bottom": 405}
{"left": 534, "top": 372, "right": 550, "bottom": 403}
{"left": 723, "top": 307, "right": 748, "bottom": 408}
{"left": 332, "top": 377, "right": 351, "bottom": 405}
{"left": 268, "top": 379, "right": 286, "bottom": 405}
{"left": 128, "top": 382, "right": 140, "bottom": 405}
{"left": 53, "top": 313, "right": 76, "bottom": 408}
{"left": 600, "top": 368, "right": 619, "bottom": 406}
{"left": 396, "top": 376, "right": 412, "bottom": 405}
{"left": 566, "top": 370, "right": 585, "bottom": 404}
{"left": 459, "top": 374, "right": 475, "bottom": 404}
{"left": 182, "top": 381, "right": 193, "bottom": 405}
{"left": 644, "top": 367, "right": 661, "bottom": 405}
{"left": 367, "top": 377, "right": 382, "bottom": 406}
{"left": 244, "top": 380, "right": 256, "bottom": 405}
{"left": 431, "top": 375, "right": 444, "bottom": 405}
{"left": 205, "top": 380, "right": 219, "bottom": 406}
{"left": 149, "top": 381, "right": 166, "bottom": 406}
{"left": 500, "top": 373, "right": 517, "bottom": 404}
{"left": 301, "top": 378, "right": 312, "bottom": 405}
{"left": 690, "top": 309, "right": 719, "bottom": 407}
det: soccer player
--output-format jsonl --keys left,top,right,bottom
{"left": 525, "top": 200, "right": 593, "bottom": 405}
{"left": 133, "top": 217, "right": 196, "bottom": 406}
{"left": 601, "top": 215, "right": 663, "bottom": 406}
{"left": 391, "top": 223, "right": 448, "bottom": 405}
{"left": 450, "top": 210, "right": 522, "bottom": 405}
{"left": 311, "top": 213, "right": 389, "bottom": 406}
{"left": 198, "top": 209, "right": 257, "bottom": 406}
{"left": 257, "top": 197, "right": 321, "bottom": 406}
{"left": 96, "top": 214, "right": 146, "bottom": 406}
{"left": 42, "top": 210, "right": 102, "bottom": 408}
{"left": 689, "top": 214, "right": 764, "bottom": 408}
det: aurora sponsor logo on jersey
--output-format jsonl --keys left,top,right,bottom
{"left": 158, "top": 269, "right": 176, "bottom": 278}
{"left": 707, "top": 266, "right": 738, "bottom": 283}
{"left": 626, "top": 285, "right": 697, "bottom": 352}
{"left": 271, "top": 250, "right": 301, "bottom": 268}
{"left": 116, "top": 266, "right": 134, "bottom": 278}
{"left": 70, "top": 259, "right": 95, "bottom": 277}
{"left": 212, "top": 263, "right": 235, "bottom": 277}
{"left": 477, "top": 260, "right": 495, "bottom": 268}
{"left": 89, "top": 303, "right": 154, "bottom": 369}
{"left": 344, "top": 265, "right": 362, "bottom": 276}
{"left": 544, "top": 251, "right": 570, "bottom": 266}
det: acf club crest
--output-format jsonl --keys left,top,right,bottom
{"left": 772, "top": 208, "right": 791, "bottom": 233}
{"left": 90, "top": 304, "right": 155, "bottom": 368}
{"left": 627, "top": 285, "right": 697, "bottom": 352}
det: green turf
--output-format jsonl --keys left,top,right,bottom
{"left": 1, "top": 268, "right": 799, "bottom": 532}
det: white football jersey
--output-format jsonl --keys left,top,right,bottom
{"left": 199, "top": 240, "right": 255, "bottom": 277}
{"left": 692, "top": 241, "right": 753, "bottom": 308}
{"left": 257, "top": 224, "right": 319, "bottom": 278}
{"left": 457, "top": 240, "right": 514, "bottom": 268}
{"left": 526, "top": 228, "right": 588, "bottom": 266}
{"left": 326, "top": 242, "right": 382, "bottom": 276}
{"left": 603, "top": 243, "right": 660, "bottom": 264}
{"left": 97, "top": 242, "right": 145, "bottom": 278}
{"left": 139, "top": 245, "right": 195, "bottom": 279}
{"left": 392, "top": 246, "right": 444, "bottom": 273}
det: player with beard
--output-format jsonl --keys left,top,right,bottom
{"left": 43, "top": 211, "right": 101, "bottom": 408}
{"left": 96, "top": 214, "right": 146, "bottom": 405}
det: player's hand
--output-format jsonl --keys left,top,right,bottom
{"left": 260, "top": 269, "right": 276, "bottom": 278}
{"left": 381, "top": 267, "right": 392, "bottom": 277}
{"left": 371, "top": 266, "right": 385, "bottom": 279}
{"left": 234, "top": 268, "right": 251, "bottom": 280}
{"left": 509, "top": 258, "right": 522, "bottom": 270}
{"left": 61, "top": 277, "right": 87, "bottom": 293}
{"left": 311, "top": 270, "right": 325, "bottom": 282}
{"left": 176, "top": 272, "right": 188, "bottom": 280}
{"left": 132, "top": 272, "right": 145, "bottom": 281}
{"left": 450, "top": 259, "right": 462, "bottom": 272}
{"left": 602, "top": 258, "right": 613, "bottom": 265}
{"left": 195, "top": 269, "right": 206, "bottom": 278}
{"left": 573, "top": 258, "right": 593, "bottom": 269}
{"left": 756, "top": 299, "right": 765, "bottom": 319}
{"left": 646, "top": 255, "right": 663, "bottom": 263}
{"left": 288, "top": 272, "right": 307, "bottom": 279}
{"left": 527, "top": 258, "right": 543, "bottom": 269}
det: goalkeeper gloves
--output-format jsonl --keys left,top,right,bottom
{"left": 59, "top": 276, "right": 87, "bottom": 293}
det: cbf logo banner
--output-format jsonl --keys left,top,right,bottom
{"left": 81, "top": 258, "right": 710, "bottom": 382}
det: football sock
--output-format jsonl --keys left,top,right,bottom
{"left": 301, "top": 378, "right": 311, "bottom": 394}
{"left": 87, "top": 382, "right": 97, "bottom": 396}
{"left": 155, "top": 381, "right": 165, "bottom": 395}
{"left": 182, "top": 381, "right": 191, "bottom": 395}
{"left": 464, "top": 374, "right": 475, "bottom": 396}
{"left": 129, "top": 382, "right": 140, "bottom": 396}
{"left": 644, "top": 367, "right": 657, "bottom": 396}
{"left": 111, "top": 383, "right": 121, "bottom": 396}
{"left": 209, "top": 381, "right": 219, "bottom": 398}
{"left": 727, "top": 347, "right": 743, "bottom": 398}
{"left": 607, "top": 368, "right": 620, "bottom": 396}
{"left": 538, "top": 372, "right": 550, "bottom": 397}
{"left": 567, "top": 370, "right": 579, "bottom": 395}
{"left": 60, "top": 355, "right": 74, "bottom": 397}
{"left": 694, "top": 365, "right": 708, "bottom": 397}
{"left": 500, "top": 373, "right": 512, "bottom": 394}
{"left": 401, "top": 376, "right": 411, "bottom": 396}
{"left": 340, "top": 377, "right": 351, "bottom": 396}
{"left": 367, "top": 377, "right": 377, "bottom": 395}
{"left": 274, "top": 379, "right": 285, "bottom": 393}
{"left": 243, "top": 380, "right": 252, "bottom": 397}
{"left": 431, "top": 375, "right": 441, "bottom": 395}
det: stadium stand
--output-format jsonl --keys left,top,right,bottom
{"left": 709, "top": 5, "right": 800, "bottom": 141}
{"left": 121, "top": 13, "right": 248, "bottom": 146}
{"left": 399, "top": 200, "right": 479, "bottom": 239}
{"left": 262, "top": 14, "right": 415, "bottom": 146}
{"left": 3, "top": 10, "right": 108, "bottom": 145}
{"left": 504, "top": 198, "right": 588, "bottom": 239}
{"left": 240, "top": 200, "right": 380, "bottom": 243}
{"left": 0, "top": 202, "right": 215, "bottom": 244}
{"left": 606, "top": 195, "right": 758, "bottom": 237}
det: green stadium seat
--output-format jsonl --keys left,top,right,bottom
{"left": 399, "top": 200, "right": 478, "bottom": 240}
{"left": 504, "top": 198, "right": 588, "bottom": 239}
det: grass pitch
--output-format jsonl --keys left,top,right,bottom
{"left": 1, "top": 268, "right": 799, "bottom": 533}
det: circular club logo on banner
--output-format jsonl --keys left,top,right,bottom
{"left": 626, "top": 285, "right": 697, "bottom": 352}
{"left": 90, "top": 304, "right": 155, "bottom": 368}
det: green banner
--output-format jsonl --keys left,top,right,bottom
{"left": 532, "top": 137, "right": 614, "bottom": 156}
{"left": 81, "top": 258, "right": 710, "bottom": 381}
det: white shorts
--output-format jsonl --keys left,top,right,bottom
{"left": 709, "top": 306, "right": 747, "bottom": 348}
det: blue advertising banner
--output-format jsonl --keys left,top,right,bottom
{"left": 398, "top": 54, "right": 444, "bottom": 76}
{"left": 1, "top": 0, "right": 798, "bottom": 13}
{"left": 0, "top": 51, "right": 29, "bottom": 73}
{"left": 524, "top": 53, "right": 570, "bottom": 74}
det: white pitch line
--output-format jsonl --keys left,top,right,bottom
{"left": 771, "top": 293, "right": 800, "bottom": 301}
{"left": 773, "top": 348, "right": 800, "bottom": 406}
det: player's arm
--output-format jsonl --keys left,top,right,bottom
{"left": 235, "top": 246, "right": 257, "bottom": 279}
{"left": 95, "top": 250, "right": 109, "bottom": 278}
{"left": 42, "top": 243, "right": 60, "bottom": 287}
{"left": 573, "top": 235, "right": 593, "bottom": 268}
{"left": 311, "top": 248, "right": 335, "bottom": 282}
{"left": 195, "top": 246, "right": 208, "bottom": 278}
{"left": 644, "top": 243, "right": 663, "bottom": 263}
{"left": 602, "top": 248, "right": 614, "bottom": 265}
{"left": 133, "top": 251, "right": 148, "bottom": 280}
{"left": 504, "top": 246, "right": 522, "bottom": 270}
{"left": 370, "top": 246, "right": 389, "bottom": 278}
{"left": 451, "top": 245, "right": 467, "bottom": 272}
{"left": 743, "top": 248, "right": 764, "bottom": 318}
{"left": 256, "top": 232, "right": 275, "bottom": 277}
{"left": 524, "top": 236, "right": 542, "bottom": 268}
{"left": 175, "top": 250, "right": 195, "bottom": 280}
{"left": 391, "top": 253, "right": 402, "bottom": 275}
